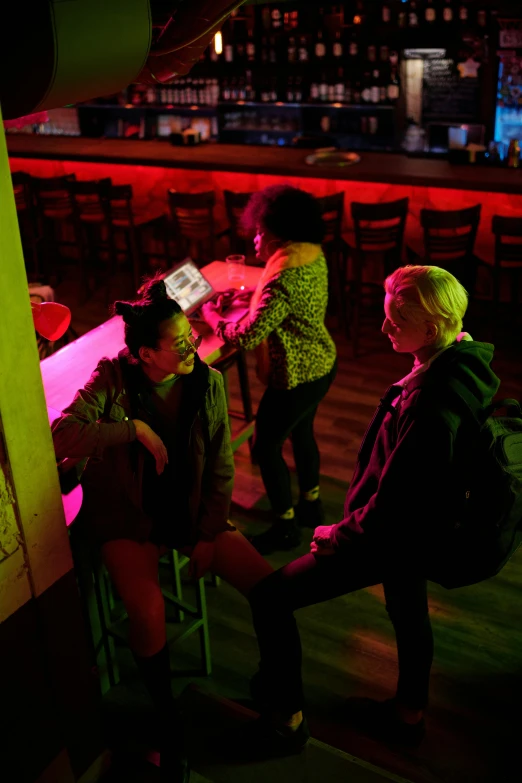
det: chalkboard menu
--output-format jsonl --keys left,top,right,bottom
{"left": 422, "top": 59, "right": 480, "bottom": 122}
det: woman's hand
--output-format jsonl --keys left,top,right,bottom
{"left": 310, "top": 524, "right": 336, "bottom": 556}
{"left": 133, "top": 419, "right": 168, "bottom": 475}
{"left": 189, "top": 540, "right": 215, "bottom": 579}
{"left": 201, "top": 301, "right": 222, "bottom": 331}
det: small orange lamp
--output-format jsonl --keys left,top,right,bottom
{"left": 31, "top": 301, "right": 71, "bottom": 341}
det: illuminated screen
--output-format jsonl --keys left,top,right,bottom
{"left": 163, "top": 259, "right": 213, "bottom": 313}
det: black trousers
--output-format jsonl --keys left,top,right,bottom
{"left": 249, "top": 545, "right": 434, "bottom": 716}
{"left": 252, "top": 361, "right": 337, "bottom": 514}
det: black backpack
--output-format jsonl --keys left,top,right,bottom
{"left": 427, "top": 379, "right": 522, "bottom": 589}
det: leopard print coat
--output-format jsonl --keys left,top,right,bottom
{"left": 215, "top": 253, "right": 337, "bottom": 390}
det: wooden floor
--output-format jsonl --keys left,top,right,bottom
{"left": 56, "top": 272, "right": 522, "bottom": 783}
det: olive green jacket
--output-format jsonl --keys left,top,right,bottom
{"left": 51, "top": 351, "right": 235, "bottom": 545}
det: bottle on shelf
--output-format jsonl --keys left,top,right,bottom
{"left": 298, "top": 36, "right": 309, "bottom": 62}
{"left": 371, "top": 70, "right": 380, "bottom": 104}
{"left": 408, "top": 0, "right": 419, "bottom": 27}
{"left": 443, "top": 0, "right": 453, "bottom": 23}
{"left": 246, "top": 29, "right": 255, "bottom": 61}
{"left": 224, "top": 41, "right": 233, "bottom": 63}
{"left": 333, "top": 30, "right": 343, "bottom": 58}
{"left": 294, "top": 76, "right": 303, "bottom": 103}
{"left": 477, "top": 7, "right": 487, "bottom": 27}
{"left": 271, "top": 6, "right": 283, "bottom": 30}
{"left": 335, "top": 67, "right": 345, "bottom": 102}
{"left": 319, "top": 73, "right": 329, "bottom": 102}
{"left": 315, "top": 30, "right": 326, "bottom": 60}
{"left": 382, "top": 3, "right": 391, "bottom": 24}
{"left": 261, "top": 37, "right": 268, "bottom": 63}
{"left": 425, "top": 0, "right": 436, "bottom": 24}
{"left": 269, "top": 37, "right": 277, "bottom": 64}
{"left": 367, "top": 44, "right": 377, "bottom": 63}
{"left": 310, "top": 79, "right": 320, "bottom": 102}
{"left": 361, "top": 71, "right": 372, "bottom": 103}
{"left": 398, "top": 4, "right": 407, "bottom": 27}
{"left": 286, "top": 76, "right": 294, "bottom": 102}
{"left": 387, "top": 68, "right": 400, "bottom": 103}
{"left": 288, "top": 36, "right": 297, "bottom": 63}
{"left": 458, "top": 3, "right": 468, "bottom": 23}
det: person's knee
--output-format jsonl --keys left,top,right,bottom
{"left": 125, "top": 585, "right": 165, "bottom": 636}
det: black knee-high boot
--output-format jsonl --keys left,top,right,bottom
{"left": 134, "top": 644, "right": 190, "bottom": 782}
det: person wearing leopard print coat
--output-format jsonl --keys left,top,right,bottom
{"left": 202, "top": 185, "right": 337, "bottom": 554}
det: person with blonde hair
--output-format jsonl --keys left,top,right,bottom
{"left": 247, "top": 264, "right": 500, "bottom": 749}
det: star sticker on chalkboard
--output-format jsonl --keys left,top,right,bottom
{"left": 457, "top": 58, "right": 481, "bottom": 78}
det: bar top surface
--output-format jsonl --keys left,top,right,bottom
{"left": 7, "top": 135, "right": 522, "bottom": 195}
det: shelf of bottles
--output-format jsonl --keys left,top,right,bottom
{"left": 78, "top": 1, "right": 491, "bottom": 147}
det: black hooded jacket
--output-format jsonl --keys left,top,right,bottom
{"left": 332, "top": 341, "right": 500, "bottom": 556}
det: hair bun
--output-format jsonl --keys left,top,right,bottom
{"left": 113, "top": 300, "right": 141, "bottom": 322}
{"left": 143, "top": 278, "right": 168, "bottom": 302}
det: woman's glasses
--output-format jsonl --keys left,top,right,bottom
{"left": 155, "top": 334, "right": 203, "bottom": 360}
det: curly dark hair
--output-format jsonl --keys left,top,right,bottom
{"left": 241, "top": 185, "right": 325, "bottom": 244}
{"left": 112, "top": 273, "right": 183, "bottom": 359}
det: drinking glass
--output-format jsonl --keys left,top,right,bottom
{"left": 226, "top": 254, "right": 246, "bottom": 283}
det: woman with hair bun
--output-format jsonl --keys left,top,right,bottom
{"left": 51, "top": 275, "right": 274, "bottom": 782}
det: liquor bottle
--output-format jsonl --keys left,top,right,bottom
{"left": 409, "top": 1, "right": 419, "bottom": 27}
{"left": 222, "top": 79, "right": 231, "bottom": 101}
{"left": 269, "top": 37, "right": 277, "bottom": 64}
{"left": 398, "top": 4, "right": 406, "bottom": 27}
{"left": 353, "top": 80, "right": 362, "bottom": 104}
{"left": 348, "top": 32, "right": 358, "bottom": 59}
{"left": 288, "top": 36, "right": 297, "bottom": 63}
{"left": 238, "top": 77, "right": 246, "bottom": 101}
{"left": 387, "top": 68, "right": 400, "bottom": 102}
{"left": 211, "top": 78, "right": 219, "bottom": 106}
{"left": 380, "top": 45, "right": 389, "bottom": 62}
{"left": 294, "top": 77, "right": 303, "bottom": 103}
{"left": 458, "top": 3, "right": 468, "bottom": 23}
{"left": 367, "top": 44, "right": 377, "bottom": 63}
{"left": 443, "top": 0, "right": 453, "bottom": 23}
{"left": 271, "top": 7, "right": 282, "bottom": 30}
{"left": 224, "top": 42, "right": 233, "bottom": 62}
{"left": 425, "top": 0, "right": 436, "bottom": 23}
{"left": 333, "top": 30, "right": 343, "bottom": 58}
{"left": 335, "top": 68, "right": 345, "bottom": 102}
{"left": 371, "top": 70, "right": 380, "bottom": 104}
{"left": 315, "top": 31, "right": 326, "bottom": 60}
{"left": 298, "top": 36, "right": 309, "bottom": 62}
{"left": 286, "top": 76, "right": 294, "bottom": 102}
{"left": 361, "top": 71, "right": 371, "bottom": 103}
{"left": 245, "top": 71, "right": 255, "bottom": 102}
{"left": 319, "top": 73, "right": 328, "bottom": 102}
{"left": 382, "top": 3, "right": 391, "bottom": 23}
{"left": 477, "top": 8, "right": 487, "bottom": 27}
{"left": 230, "top": 78, "right": 238, "bottom": 102}
{"left": 246, "top": 29, "right": 255, "bottom": 61}
{"left": 269, "top": 78, "right": 277, "bottom": 102}
{"left": 310, "top": 80, "right": 320, "bottom": 102}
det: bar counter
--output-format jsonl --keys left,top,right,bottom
{"left": 7, "top": 134, "right": 522, "bottom": 195}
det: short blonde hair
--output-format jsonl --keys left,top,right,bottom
{"left": 384, "top": 265, "right": 468, "bottom": 348}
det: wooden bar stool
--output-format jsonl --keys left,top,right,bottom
{"left": 345, "top": 197, "right": 409, "bottom": 357}
{"left": 107, "top": 184, "right": 170, "bottom": 293}
{"left": 407, "top": 204, "right": 482, "bottom": 294}
{"left": 12, "top": 171, "right": 41, "bottom": 280}
{"left": 69, "top": 178, "right": 113, "bottom": 302}
{"left": 316, "top": 192, "right": 349, "bottom": 326}
{"left": 491, "top": 215, "right": 522, "bottom": 323}
{"left": 223, "top": 190, "right": 254, "bottom": 258}
{"left": 168, "top": 190, "right": 216, "bottom": 266}
{"left": 31, "top": 174, "right": 82, "bottom": 286}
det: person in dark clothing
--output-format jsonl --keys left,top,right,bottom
{"left": 52, "top": 276, "right": 274, "bottom": 782}
{"left": 202, "top": 185, "right": 337, "bottom": 555}
{"left": 248, "top": 264, "right": 500, "bottom": 746}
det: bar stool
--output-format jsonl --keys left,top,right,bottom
{"left": 407, "top": 204, "right": 481, "bottom": 294}
{"left": 168, "top": 190, "right": 216, "bottom": 266}
{"left": 31, "top": 174, "right": 81, "bottom": 285}
{"left": 223, "top": 190, "right": 253, "bottom": 258}
{"left": 71, "top": 536, "right": 212, "bottom": 695}
{"left": 317, "top": 192, "right": 349, "bottom": 325}
{"left": 69, "top": 178, "right": 113, "bottom": 303}
{"left": 345, "top": 197, "right": 409, "bottom": 357}
{"left": 12, "top": 171, "right": 41, "bottom": 280}
{"left": 107, "top": 184, "right": 170, "bottom": 293}
{"left": 491, "top": 215, "right": 522, "bottom": 322}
